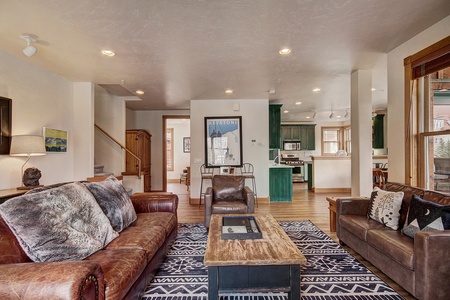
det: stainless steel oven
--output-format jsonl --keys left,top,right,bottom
{"left": 281, "top": 153, "right": 304, "bottom": 182}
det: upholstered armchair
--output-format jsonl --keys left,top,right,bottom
{"left": 204, "top": 175, "right": 255, "bottom": 228}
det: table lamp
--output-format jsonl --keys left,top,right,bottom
{"left": 10, "top": 135, "right": 46, "bottom": 189}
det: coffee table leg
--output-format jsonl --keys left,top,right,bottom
{"left": 289, "top": 265, "right": 301, "bottom": 300}
{"left": 208, "top": 266, "right": 219, "bottom": 300}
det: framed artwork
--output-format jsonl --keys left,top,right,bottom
{"left": 43, "top": 127, "right": 68, "bottom": 153}
{"left": 0, "top": 96, "right": 12, "bottom": 155}
{"left": 204, "top": 116, "right": 242, "bottom": 167}
{"left": 220, "top": 166, "right": 229, "bottom": 175}
{"left": 183, "top": 137, "right": 190, "bottom": 153}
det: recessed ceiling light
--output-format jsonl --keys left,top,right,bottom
{"left": 295, "top": 101, "right": 302, "bottom": 105}
{"left": 225, "top": 89, "right": 233, "bottom": 94}
{"left": 136, "top": 90, "right": 144, "bottom": 95}
{"left": 101, "top": 50, "right": 115, "bottom": 57}
{"left": 283, "top": 110, "right": 289, "bottom": 113}
{"left": 313, "top": 88, "right": 321, "bottom": 92}
{"left": 306, "top": 116, "right": 311, "bottom": 119}
{"left": 371, "top": 88, "right": 376, "bottom": 91}
{"left": 336, "top": 115, "right": 341, "bottom": 118}
{"left": 279, "top": 48, "right": 291, "bottom": 55}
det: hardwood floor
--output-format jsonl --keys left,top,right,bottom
{"left": 167, "top": 181, "right": 415, "bottom": 299}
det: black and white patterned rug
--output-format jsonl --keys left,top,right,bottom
{"left": 141, "top": 221, "right": 404, "bottom": 300}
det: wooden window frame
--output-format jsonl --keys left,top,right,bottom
{"left": 166, "top": 128, "right": 174, "bottom": 171}
{"left": 321, "top": 126, "right": 345, "bottom": 156}
{"left": 404, "top": 36, "right": 450, "bottom": 186}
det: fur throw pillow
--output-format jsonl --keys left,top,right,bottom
{"left": 0, "top": 182, "right": 118, "bottom": 262}
{"left": 84, "top": 176, "right": 137, "bottom": 232}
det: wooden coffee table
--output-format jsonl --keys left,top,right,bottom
{"left": 204, "top": 213, "right": 307, "bottom": 299}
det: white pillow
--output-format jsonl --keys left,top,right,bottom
{"left": 368, "top": 187, "right": 404, "bottom": 230}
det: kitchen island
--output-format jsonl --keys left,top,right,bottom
{"left": 269, "top": 164, "right": 294, "bottom": 202}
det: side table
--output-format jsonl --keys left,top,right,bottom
{"left": 326, "top": 197, "right": 337, "bottom": 232}
{"left": 0, "top": 188, "right": 28, "bottom": 204}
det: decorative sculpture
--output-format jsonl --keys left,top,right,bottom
{"left": 22, "top": 167, "right": 42, "bottom": 187}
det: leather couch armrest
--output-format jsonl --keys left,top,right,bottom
{"left": 336, "top": 197, "right": 370, "bottom": 216}
{"left": 336, "top": 197, "right": 370, "bottom": 238}
{"left": 131, "top": 193, "right": 178, "bottom": 215}
{"left": 204, "top": 187, "right": 213, "bottom": 228}
{"left": 414, "top": 230, "right": 450, "bottom": 300}
{"left": 243, "top": 186, "right": 255, "bottom": 213}
{"left": 0, "top": 261, "right": 104, "bottom": 300}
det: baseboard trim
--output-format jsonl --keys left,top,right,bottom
{"left": 167, "top": 179, "right": 180, "bottom": 183}
{"left": 314, "top": 188, "right": 351, "bottom": 193}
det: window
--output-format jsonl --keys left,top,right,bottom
{"left": 321, "top": 126, "right": 351, "bottom": 156}
{"left": 404, "top": 36, "right": 450, "bottom": 189}
{"left": 166, "top": 128, "right": 174, "bottom": 171}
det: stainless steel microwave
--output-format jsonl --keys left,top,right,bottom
{"left": 284, "top": 141, "right": 301, "bottom": 150}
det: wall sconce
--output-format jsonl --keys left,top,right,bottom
{"left": 10, "top": 135, "right": 46, "bottom": 188}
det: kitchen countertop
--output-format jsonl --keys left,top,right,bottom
{"left": 269, "top": 163, "right": 294, "bottom": 168}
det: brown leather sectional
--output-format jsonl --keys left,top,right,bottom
{"left": 0, "top": 192, "right": 178, "bottom": 300}
{"left": 336, "top": 182, "right": 450, "bottom": 300}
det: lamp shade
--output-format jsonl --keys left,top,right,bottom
{"left": 10, "top": 135, "right": 46, "bottom": 156}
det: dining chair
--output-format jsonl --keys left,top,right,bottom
{"left": 239, "top": 163, "right": 258, "bottom": 207}
{"left": 199, "top": 164, "right": 215, "bottom": 207}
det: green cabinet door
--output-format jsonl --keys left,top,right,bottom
{"left": 373, "top": 114, "right": 384, "bottom": 149}
{"left": 269, "top": 104, "right": 282, "bottom": 149}
{"left": 269, "top": 167, "right": 293, "bottom": 202}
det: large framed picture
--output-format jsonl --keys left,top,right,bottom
{"left": 0, "top": 96, "right": 12, "bottom": 155}
{"left": 204, "top": 116, "right": 242, "bottom": 167}
{"left": 43, "top": 127, "right": 68, "bottom": 153}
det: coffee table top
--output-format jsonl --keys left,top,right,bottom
{"left": 204, "top": 213, "right": 306, "bottom": 267}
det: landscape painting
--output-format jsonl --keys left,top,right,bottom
{"left": 43, "top": 127, "right": 68, "bottom": 153}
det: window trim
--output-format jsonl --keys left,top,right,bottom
{"left": 321, "top": 126, "right": 350, "bottom": 156}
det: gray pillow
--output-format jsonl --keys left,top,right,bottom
{"left": 0, "top": 182, "right": 118, "bottom": 262}
{"left": 84, "top": 176, "right": 137, "bottom": 232}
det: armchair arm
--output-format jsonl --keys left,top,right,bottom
{"left": 414, "top": 230, "right": 450, "bottom": 300}
{"left": 131, "top": 192, "right": 178, "bottom": 215}
{"left": 0, "top": 261, "right": 104, "bottom": 300}
{"left": 243, "top": 186, "right": 255, "bottom": 213}
{"left": 204, "top": 187, "right": 213, "bottom": 228}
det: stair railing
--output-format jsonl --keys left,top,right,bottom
{"left": 94, "top": 124, "right": 141, "bottom": 179}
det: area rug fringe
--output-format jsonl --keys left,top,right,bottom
{"left": 141, "top": 221, "right": 404, "bottom": 300}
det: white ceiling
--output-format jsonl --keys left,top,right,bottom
{"left": 1, "top": 0, "right": 450, "bottom": 121}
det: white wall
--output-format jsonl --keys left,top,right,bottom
{"left": 94, "top": 86, "right": 126, "bottom": 175}
{"left": 126, "top": 109, "right": 190, "bottom": 190}
{"left": 387, "top": 15, "right": 450, "bottom": 184}
{"left": 167, "top": 119, "right": 190, "bottom": 180}
{"left": 0, "top": 50, "right": 77, "bottom": 189}
{"left": 190, "top": 99, "right": 269, "bottom": 199}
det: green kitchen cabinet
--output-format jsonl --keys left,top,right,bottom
{"left": 269, "top": 167, "right": 293, "bottom": 202}
{"left": 269, "top": 104, "right": 282, "bottom": 149}
{"left": 373, "top": 114, "right": 384, "bottom": 149}
{"left": 281, "top": 125, "right": 316, "bottom": 150}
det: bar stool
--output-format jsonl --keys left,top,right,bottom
{"left": 240, "top": 163, "right": 258, "bottom": 207}
{"left": 199, "top": 164, "right": 215, "bottom": 207}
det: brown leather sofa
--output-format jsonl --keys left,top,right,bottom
{"left": 336, "top": 182, "right": 450, "bottom": 300}
{"left": 204, "top": 175, "right": 255, "bottom": 228}
{"left": 0, "top": 192, "right": 178, "bottom": 300}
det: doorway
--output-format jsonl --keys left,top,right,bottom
{"left": 163, "top": 115, "right": 190, "bottom": 193}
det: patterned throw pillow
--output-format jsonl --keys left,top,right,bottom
{"left": 368, "top": 187, "right": 404, "bottom": 230}
{"left": 401, "top": 195, "right": 450, "bottom": 238}
{"left": 84, "top": 176, "right": 137, "bottom": 232}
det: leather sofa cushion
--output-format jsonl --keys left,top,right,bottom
{"left": 132, "top": 212, "right": 177, "bottom": 237}
{"left": 86, "top": 248, "right": 147, "bottom": 300}
{"left": 339, "top": 215, "right": 389, "bottom": 241}
{"left": 366, "top": 229, "right": 414, "bottom": 270}
{"left": 212, "top": 201, "right": 248, "bottom": 214}
{"left": 106, "top": 225, "right": 166, "bottom": 260}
